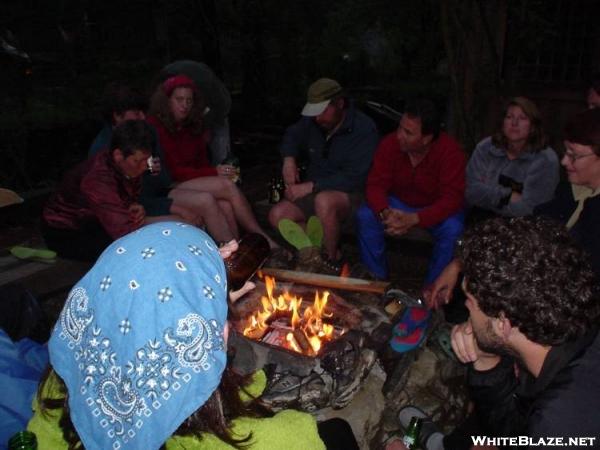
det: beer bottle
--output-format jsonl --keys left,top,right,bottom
{"left": 268, "top": 176, "right": 281, "bottom": 204}
{"left": 401, "top": 416, "right": 422, "bottom": 449}
{"left": 8, "top": 430, "right": 37, "bottom": 450}
{"left": 223, "top": 233, "right": 270, "bottom": 292}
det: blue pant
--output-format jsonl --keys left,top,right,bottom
{"left": 356, "top": 197, "right": 464, "bottom": 285}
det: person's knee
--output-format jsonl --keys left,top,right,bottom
{"left": 189, "top": 192, "right": 219, "bottom": 212}
{"left": 221, "top": 178, "right": 240, "bottom": 197}
{"left": 268, "top": 205, "right": 285, "bottom": 228}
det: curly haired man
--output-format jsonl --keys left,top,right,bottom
{"left": 447, "top": 216, "right": 600, "bottom": 449}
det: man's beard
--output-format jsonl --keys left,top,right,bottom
{"left": 474, "top": 319, "right": 519, "bottom": 359}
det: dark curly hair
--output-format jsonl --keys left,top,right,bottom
{"left": 457, "top": 216, "right": 600, "bottom": 346}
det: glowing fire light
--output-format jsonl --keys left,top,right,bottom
{"left": 243, "top": 276, "right": 343, "bottom": 355}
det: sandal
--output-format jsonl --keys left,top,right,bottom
{"left": 397, "top": 405, "right": 444, "bottom": 450}
{"left": 277, "top": 219, "right": 312, "bottom": 250}
{"left": 390, "top": 326, "right": 427, "bottom": 353}
{"left": 393, "top": 306, "right": 431, "bottom": 337}
{"left": 10, "top": 246, "right": 57, "bottom": 263}
{"left": 306, "top": 215, "right": 323, "bottom": 248}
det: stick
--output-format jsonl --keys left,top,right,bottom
{"left": 259, "top": 268, "right": 390, "bottom": 295}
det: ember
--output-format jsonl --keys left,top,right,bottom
{"left": 242, "top": 276, "right": 346, "bottom": 356}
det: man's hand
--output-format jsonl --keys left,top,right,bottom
{"left": 128, "top": 203, "right": 146, "bottom": 228}
{"left": 382, "top": 209, "right": 419, "bottom": 236}
{"left": 284, "top": 182, "right": 313, "bottom": 202}
{"left": 385, "top": 438, "right": 409, "bottom": 450}
{"left": 423, "top": 258, "right": 462, "bottom": 309}
{"left": 282, "top": 157, "right": 299, "bottom": 186}
{"left": 451, "top": 320, "right": 501, "bottom": 371}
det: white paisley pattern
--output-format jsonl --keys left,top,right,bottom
{"left": 49, "top": 223, "right": 227, "bottom": 450}
{"left": 57, "top": 297, "right": 223, "bottom": 449}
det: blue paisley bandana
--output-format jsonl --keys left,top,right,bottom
{"left": 48, "top": 222, "right": 228, "bottom": 450}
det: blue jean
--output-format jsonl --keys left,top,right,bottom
{"left": 356, "top": 196, "right": 464, "bottom": 285}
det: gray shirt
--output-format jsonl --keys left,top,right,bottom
{"left": 466, "top": 137, "right": 559, "bottom": 217}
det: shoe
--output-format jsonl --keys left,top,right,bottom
{"left": 306, "top": 216, "right": 323, "bottom": 248}
{"left": 10, "top": 246, "right": 57, "bottom": 263}
{"left": 397, "top": 405, "right": 444, "bottom": 450}
{"left": 277, "top": 219, "right": 312, "bottom": 250}
{"left": 390, "top": 326, "right": 427, "bottom": 353}
{"left": 393, "top": 306, "right": 431, "bottom": 337}
{"left": 320, "top": 255, "right": 347, "bottom": 276}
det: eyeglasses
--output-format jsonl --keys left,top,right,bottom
{"left": 563, "top": 152, "right": 596, "bottom": 163}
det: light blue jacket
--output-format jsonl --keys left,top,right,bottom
{"left": 466, "top": 137, "right": 559, "bottom": 217}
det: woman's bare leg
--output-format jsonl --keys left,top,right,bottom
{"left": 177, "top": 176, "right": 278, "bottom": 247}
{"left": 168, "top": 187, "right": 235, "bottom": 243}
{"left": 218, "top": 199, "right": 239, "bottom": 238}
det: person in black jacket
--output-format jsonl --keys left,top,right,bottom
{"left": 449, "top": 216, "right": 600, "bottom": 449}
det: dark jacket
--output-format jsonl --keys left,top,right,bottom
{"left": 535, "top": 181, "right": 600, "bottom": 276}
{"left": 43, "top": 150, "right": 142, "bottom": 239}
{"left": 468, "top": 330, "right": 600, "bottom": 448}
{"left": 280, "top": 105, "right": 378, "bottom": 193}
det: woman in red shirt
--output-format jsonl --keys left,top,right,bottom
{"left": 148, "top": 75, "right": 277, "bottom": 247}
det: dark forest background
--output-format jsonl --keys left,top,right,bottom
{"left": 1, "top": 0, "right": 598, "bottom": 193}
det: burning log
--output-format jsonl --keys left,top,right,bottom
{"left": 292, "top": 329, "right": 312, "bottom": 354}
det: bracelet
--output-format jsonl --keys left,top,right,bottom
{"left": 378, "top": 208, "right": 389, "bottom": 220}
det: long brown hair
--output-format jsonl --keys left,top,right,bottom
{"left": 492, "top": 96, "right": 548, "bottom": 152}
{"left": 38, "top": 360, "right": 271, "bottom": 449}
{"left": 148, "top": 82, "right": 206, "bottom": 135}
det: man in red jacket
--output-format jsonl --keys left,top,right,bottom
{"left": 42, "top": 120, "right": 167, "bottom": 261}
{"left": 356, "top": 99, "right": 466, "bottom": 284}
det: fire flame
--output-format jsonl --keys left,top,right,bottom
{"left": 243, "top": 276, "right": 340, "bottom": 355}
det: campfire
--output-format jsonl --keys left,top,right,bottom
{"left": 228, "top": 270, "right": 390, "bottom": 412}
{"left": 242, "top": 275, "right": 346, "bottom": 356}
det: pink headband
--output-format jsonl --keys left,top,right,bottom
{"left": 162, "top": 74, "right": 198, "bottom": 96}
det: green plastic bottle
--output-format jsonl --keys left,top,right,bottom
{"left": 7, "top": 430, "right": 38, "bottom": 450}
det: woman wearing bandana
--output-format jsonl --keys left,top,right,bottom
{"left": 26, "top": 223, "right": 352, "bottom": 449}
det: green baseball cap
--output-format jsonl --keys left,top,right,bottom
{"left": 301, "top": 78, "right": 343, "bottom": 116}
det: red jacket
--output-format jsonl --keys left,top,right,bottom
{"left": 147, "top": 116, "right": 217, "bottom": 182}
{"left": 366, "top": 132, "right": 466, "bottom": 227}
{"left": 43, "top": 150, "right": 142, "bottom": 239}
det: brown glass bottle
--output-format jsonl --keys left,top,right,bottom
{"left": 224, "top": 233, "right": 270, "bottom": 291}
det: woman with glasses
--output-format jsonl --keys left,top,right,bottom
{"left": 534, "top": 107, "right": 600, "bottom": 274}
{"left": 465, "top": 97, "right": 559, "bottom": 221}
